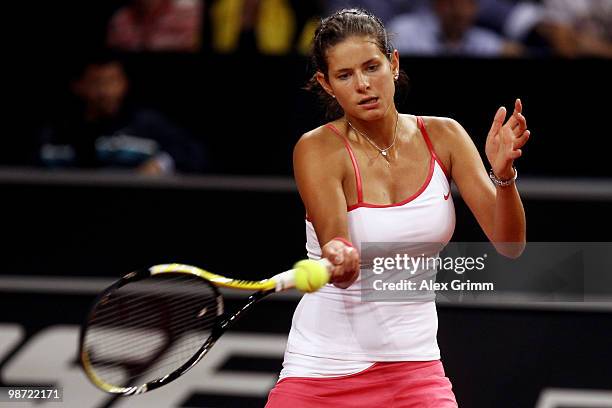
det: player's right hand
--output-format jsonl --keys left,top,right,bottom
{"left": 322, "top": 238, "right": 360, "bottom": 289}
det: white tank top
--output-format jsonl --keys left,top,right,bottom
{"left": 280, "top": 116, "right": 456, "bottom": 380}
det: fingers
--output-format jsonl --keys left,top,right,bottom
{"left": 509, "top": 148, "right": 522, "bottom": 160}
{"left": 514, "top": 130, "right": 530, "bottom": 149}
{"left": 330, "top": 246, "right": 344, "bottom": 265}
{"left": 503, "top": 100, "right": 528, "bottom": 143}
{"left": 507, "top": 112, "right": 527, "bottom": 137}
{"left": 489, "top": 99, "right": 529, "bottom": 166}
{"left": 506, "top": 98, "right": 525, "bottom": 130}
{"left": 514, "top": 98, "right": 522, "bottom": 114}
{"left": 332, "top": 247, "right": 356, "bottom": 278}
{"left": 488, "top": 106, "right": 506, "bottom": 139}
{"left": 331, "top": 246, "right": 359, "bottom": 282}
{"left": 322, "top": 239, "right": 360, "bottom": 288}
{"left": 509, "top": 98, "right": 522, "bottom": 125}
{"left": 345, "top": 247, "right": 360, "bottom": 277}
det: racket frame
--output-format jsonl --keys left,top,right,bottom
{"left": 79, "top": 264, "right": 278, "bottom": 395}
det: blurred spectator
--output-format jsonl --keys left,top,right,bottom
{"left": 209, "top": 0, "right": 322, "bottom": 55}
{"left": 324, "top": 0, "right": 543, "bottom": 42}
{"left": 441, "top": 0, "right": 612, "bottom": 58}
{"left": 107, "top": 0, "right": 203, "bottom": 53}
{"left": 475, "top": 0, "right": 545, "bottom": 42}
{"left": 290, "top": 0, "right": 325, "bottom": 54}
{"left": 545, "top": 0, "right": 612, "bottom": 41}
{"left": 389, "top": 0, "right": 524, "bottom": 57}
{"left": 36, "top": 55, "right": 207, "bottom": 174}
{"left": 325, "top": 0, "right": 419, "bottom": 24}
{"left": 537, "top": 0, "right": 612, "bottom": 58}
{"left": 328, "top": 0, "right": 612, "bottom": 58}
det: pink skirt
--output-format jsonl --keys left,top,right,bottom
{"left": 265, "top": 360, "right": 458, "bottom": 408}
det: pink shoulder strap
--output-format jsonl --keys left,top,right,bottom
{"left": 416, "top": 117, "right": 450, "bottom": 179}
{"left": 325, "top": 124, "right": 363, "bottom": 203}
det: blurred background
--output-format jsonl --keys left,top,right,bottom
{"left": 1, "top": 0, "right": 611, "bottom": 407}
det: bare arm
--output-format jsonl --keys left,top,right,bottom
{"left": 293, "top": 129, "right": 360, "bottom": 287}
{"left": 442, "top": 99, "right": 530, "bottom": 258}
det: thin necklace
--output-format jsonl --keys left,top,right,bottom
{"left": 346, "top": 112, "right": 399, "bottom": 160}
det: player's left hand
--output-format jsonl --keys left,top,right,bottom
{"left": 485, "top": 98, "right": 531, "bottom": 180}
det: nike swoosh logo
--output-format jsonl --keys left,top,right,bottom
{"left": 443, "top": 191, "right": 451, "bottom": 200}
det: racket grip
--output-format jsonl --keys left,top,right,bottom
{"left": 273, "top": 258, "right": 332, "bottom": 292}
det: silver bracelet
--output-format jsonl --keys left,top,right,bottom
{"left": 489, "top": 167, "right": 517, "bottom": 187}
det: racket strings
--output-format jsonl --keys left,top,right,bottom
{"left": 91, "top": 332, "right": 208, "bottom": 384}
{"left": 87, "top": 275, "right": 220, "bottom": 339}
{"left": 85, "top": 286, "right": 215, "bottom": 384}
{"left": 83, "top": 273, "right": 220, "bottom": 389}
{"left": 85, "top": 310, "right": 218, "bottom": 366}
{"left": 88, "top": 292, "right": 219, "bottom": 331}
{"left": 85, "top": 306, "right": 216, "bottom": 363}
{"left": 94, "top": 273, "right": 209, "bottom": 312}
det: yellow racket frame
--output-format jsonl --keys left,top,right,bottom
{"left": 82, "top": 263, "right": 276, "bottom": 394}
{"left": 150, "top": 263, "right": 277, "bottom": 291}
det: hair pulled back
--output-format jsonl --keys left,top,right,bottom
{"left": 306, "top": 8, "right": 409, "bottom": 119}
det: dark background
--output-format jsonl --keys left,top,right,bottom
{"left": 6, "top": 1, "right": 612, "bottom": 178}
{"left": 12, "top": 54, "right": 612, "bottom": 177}
{"left": 1, "top": 1, "right": 611, "bottom": 407}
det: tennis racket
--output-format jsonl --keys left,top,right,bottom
{"left": 79, "top": 259, "right": 331, "bottom": 395}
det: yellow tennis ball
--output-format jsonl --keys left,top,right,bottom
{"left": 294, "top": 259, "right": 329, "bottom": 293}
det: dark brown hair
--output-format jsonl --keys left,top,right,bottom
{"left": 305, "top": 8, "right": 409, "bottom": 119}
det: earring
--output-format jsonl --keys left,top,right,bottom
{"left": 331, "top": 95, "right": 336, "bottom": 98}
{"left": 394, "top": 73, "right": 399, "bottom": 80}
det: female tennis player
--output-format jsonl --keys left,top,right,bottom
{"left": 266, "top": 8, "right": 529, "bottom": 407}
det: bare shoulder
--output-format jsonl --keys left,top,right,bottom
{"left": 416, "top": 116, "right": 472, "bottom": 174}
{"left": 295, "top": 122, "right": 345, "bottom": 152}
{"left": 294, "top": 121, "right": 350, "bottom": 163}
{"left": 293, "top": 121, "right": 350, "bottom": 176}
{"left": 419, "top": 115, "right": 469, "bottom": 144}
